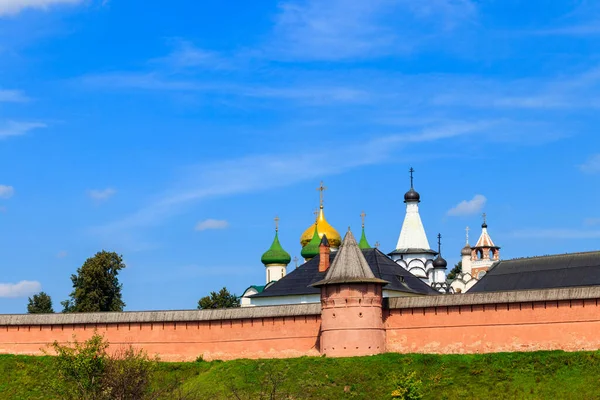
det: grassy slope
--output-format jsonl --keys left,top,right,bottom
{"left": 1, "top": 351, "right": 600, "bottom": 399}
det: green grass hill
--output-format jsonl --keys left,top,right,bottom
{"left": 1, "top": 351, "right": 600, "bottom": 399}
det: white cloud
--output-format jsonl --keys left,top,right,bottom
{"left": 194, "top": 219, "right": 229, "bottom": 231}
{"left": 0, "top": 0, "right": 82, "bottom": 16}
{"left": 0, "top": 185, "right": 14, "bottom": 199}
{"left": 447, "top": 194, "right": 487, "bottom": 216}
{"left": 0, "top": 89, "right": 28, "bottom": 102}
{"left": 579, "top": 154, "right": 600, "bottom": 174}
{"left": 0, "top": 280, "right": 41, "bottom": 298}
{"left": 87, "top": 188, "right": 116, "bottom": 202}
{"left": 512, "top": 229, "right": 600, "bottom": 239}
{"left": 0, "top": 121, "right": 46, "bottom": 139}
{"left": 154, "top": 40, "right": 231, "bottom": 70}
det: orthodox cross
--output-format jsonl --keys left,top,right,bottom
{"left": 409, "top": 167, "right": 415, "bottom": 189}
{"left": 482, "top": 212, "right": 487, "bottom": 225}
{"left": 317, "top": 181, "right": 327, "bottom": 207}
{"left": 313, "top": 208, "right": 319, "bottom": 220}
{"left": 465, "top": 226, "right": 470, "bottom": 244}
{"left": 375, "top": 241, "right": 380, "bottom": 249}
{"left": 293, "top": 256, "right": 299, "bottom": 269}
{"left": 360, "top": 211, "right": 367, "bottom": 228}
{"left": 437, "top": 233, "right": 442, "bottom": 255}
{"left": 274, "top": 215, "right": 280, "bottom": 232}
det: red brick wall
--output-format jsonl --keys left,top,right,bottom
{"left": 0, "top": 315, "right": 321, "bottom": 361}
{"left": 385, "top": 298, "right": 600, "bottom": 354}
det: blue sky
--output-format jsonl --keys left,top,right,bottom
{"left": 1, "top": 0, "right": 600, "bottom": 313}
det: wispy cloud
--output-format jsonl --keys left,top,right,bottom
{"left": 0, "top": 280, "right": 41, "bottom": 298}
{"left": 152, "top": 39, "right": 232, "bottom": 70}
{"left": 512, "top": 229, "right": 600, "bottom": 239}
{"left": 87, "top": 188, "right": 117, "bottom": 202}
{"left": 92, "top": 121, "right": 490, "bottom": 236}
{"left": 0, "top": 0, "right": 82, "bottom": 16}
{"left": 584, "top": 218, "right": 600, "bottom": 227}
{"left": 447, "top": 194, "right": 487, "bottom": 216}
{"left": 0, "top": 185, "right": 15, "bottom": 199}
{"left": 0, "top": 121, "right": 46, "bottom": 139}
{"left": 195, "top": 219, "right": 229, "bottom": 231}
{"left": 0, "top": 89, "right": 28, "bottom": 102}
{"left": 56, "top": 250, "right": 68, "bottom": 258}
{"left": 579, "top": 154, "right": 600, "bottom": 174}
{"left": 267, "top": 0, "right": 477, "bottom": 61}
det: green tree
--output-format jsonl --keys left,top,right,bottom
{"left": 447, "top": 261, "right": 462, "bottom": 281}
{"left": 198, "top": 287, "right": 240, "bottom": 309}
{"left": 62, "top": 250, "right": 126, "bottom": 313}
{"left": 27, "top": 291, "right": 54, "bottom": 313}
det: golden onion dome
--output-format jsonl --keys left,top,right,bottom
{"left": 300, "top": 206, "right": 341, "bottom": 249}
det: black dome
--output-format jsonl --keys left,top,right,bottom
{"left": 404, "top": 188, "right": 421, "bottom": 203}
{"left": 433, "top": 255, "right": 448, "bottom": 269}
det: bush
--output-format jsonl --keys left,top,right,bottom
{"left": 48, "top": 332, "right": 159, "bottom": 400}
{"left": 390, "top": 371, "right": 423, "bottom": 400}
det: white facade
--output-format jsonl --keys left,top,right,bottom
{"left": 266, "top": 264, "right": 287, "bottom": 284}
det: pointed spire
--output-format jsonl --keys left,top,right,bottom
{"left": 312, "top": 230, "right": 388, "bottom": 286}
{"left": 261, "top": 218, "right": 291, "bottom": 266}
{"left": 475, "top": 214, "right": 498, "bottom": 248}
{"left": 358, "top": 211, "right": 371, "bottom": 249}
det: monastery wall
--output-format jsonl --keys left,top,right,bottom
{"left": 2, "top": 287, "right": 600, "bottom": 361}
{"left": 385, "top": 287, "right": 600, "bottom": 354}
{"left": 0, "top": 304, "right": 321, "bottom": 362}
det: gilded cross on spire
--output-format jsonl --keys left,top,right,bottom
{"left": 274, "top": 215, "right": 280, "bottom": 232}
{"left": 360, "top": 211, "right": 367, "bottom": 228}
{"left": 317, "top": 181, "right": 327, "bottom": 208}
{"left": 409, "top": 167, "right": 415, "bottom": 189}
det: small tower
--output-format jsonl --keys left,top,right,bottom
{"left": 461, "top": 226, "right": 472, "bottom": 275}
{"left": 358, "top": 211, "right": 371, "bottom": 250}
{"left": 312, "top": 229, "right": 388, "bottom": 357}
{"left": 431, "top": 233, "right": 449, "bottom": 292}
{"left": 260, "top": 216, "right": 291, "bottom": 284}
{"left": 389, "top": 168, "right": 437, "bottom": 281}
{"left": 471, "top": 213, "right": 501, "bottom": 279}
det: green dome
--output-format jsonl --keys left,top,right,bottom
{"left": 358, "top": 226, "right": 371, "bottom": 250}
{"left": 261, "top": 231, "right": 291, "bottom": 266}
{"left": 301, "top": 224, "right": 321, "bottom": 260}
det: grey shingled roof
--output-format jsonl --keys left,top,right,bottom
{"left": 469, "top": 250, "right": 600, "bottom": 292}
{"left": 312, "top": 230, "right": 388, "bottom": 286}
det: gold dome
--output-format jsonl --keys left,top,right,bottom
{"left": 300, "top": 206, "right": 341, "bottom": 248}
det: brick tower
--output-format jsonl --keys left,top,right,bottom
{"left": 312, "top": 229, "right": 388, "bottom": 357}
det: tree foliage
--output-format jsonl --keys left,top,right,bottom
{"left": 447, "top": 261, "right": 462, "bottom": 281}
{"left": 197, "top": 287, "right": 240, "bottom": 309}
{"left": 27, "top": 291, "right": 54, "bottom": 314}
{"left": 62, "top": 250, "right": 126, "bottom": 313}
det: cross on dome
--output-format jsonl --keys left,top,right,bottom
{"left": 360, "top": 211, "right": 367, "bottom": 228}
{"left": 274, "top": 215, "right": 280, "bottom": 232}
{"left": 317, "top": 181, "right": 327, "bottom": 208}
{"left": 409, "top": 167, "right": 415, "bottom": 189}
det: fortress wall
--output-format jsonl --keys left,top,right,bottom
{"left": 385, "top": 286, "right": 600, "bottom": 354}
{"left": 0, "top": 304, "right": 321, "bottom": 361}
